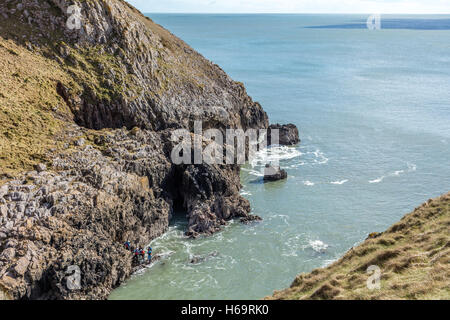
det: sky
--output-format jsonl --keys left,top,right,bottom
{"left": 126, "top": 0, "right": 450, "bottom": 14}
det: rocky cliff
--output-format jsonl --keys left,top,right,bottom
{"left": 0, "top": 0, "right": 268, "bottom": 299}
{"left": 268, "top": 193, "right": 450, "bottom": 300}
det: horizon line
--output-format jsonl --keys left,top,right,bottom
{"left": 142, "top": 12, "right": 450, "bottom": 15}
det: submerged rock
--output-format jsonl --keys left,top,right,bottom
{"left": 240, "top": 215, "right": 263, "bottom": 224}
{"left": 189, "top": 251, "right": 219, "bottom": 264}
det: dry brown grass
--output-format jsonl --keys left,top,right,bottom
{"left": 0, "top": 38, "right": 78, "bottom": 181}
{"left": 269, "top": 193, "right": 450, "bottom": 300}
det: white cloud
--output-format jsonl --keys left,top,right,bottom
{"left": 127, "top": 0, "right": 450, "bottom": 14}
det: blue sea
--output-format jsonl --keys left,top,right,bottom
{"left": 110, "top": 14, "right": 450, "bottom": 300}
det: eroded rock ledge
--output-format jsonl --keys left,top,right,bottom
{"left": 0, "top": 0, "right": 268, "bottom": 299}
{"left": 0, "top": 127, "right": 256, "bottom": 299}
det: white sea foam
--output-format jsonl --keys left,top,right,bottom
{"left": 321, "top": 259, "right": 337, "bottom": 267}
{"left": 303, "top": 181, "right": 315, "bottom": 186}
{"left": 306, "top": 149, "right": 329, "bottom": 165}
{"left": 330, "top": 179, "right": 348, "bottom": 185}
{"left": 407, "top": 163, "right": 417, "bottom": 172}
{"left": 248, "top": 145, "right": 328, "bottom": 173}
{"left": 369, "top": 176, "right": 385, "bottom": 184}
{"left": 281, "top": 234, "right": 303, "bottom": 257}
{"left": 158, "top": 250, "right": 175, "bottom": 258}
{"left": 369, "top": 163, "right": 417, "bottom": 184}
{"left": 266, "top": 214, "right": 290, "bottom": 226}
{"left": 309, "top": 240, "right": 328, "bottom": 253}
{"left": 250, "top": 145, "right": 302, "bottom": 168}
{"left": 392, "top": 170, "right": 404, "bottom": 176}
{"left": 286, "top": 161, "right": 306, "bottom": 169}
{"left": 241, "top": 167, "right": 264, "bottom": 177}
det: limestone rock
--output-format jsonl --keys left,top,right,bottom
{"left": 34, "top": 163, "right": 47, "bottom": 173}
{"left": 0, "top": 248, "right": 16, "bottom": 261}
{"left": 268, "top": 124, "right": 300, "bottom": 146}
{"left": 13, "top": 256, "right": 30, "bottom": 276}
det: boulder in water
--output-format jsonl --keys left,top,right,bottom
{"left": 190, "top": 251, "right": 219, "bottom": 264}
{"left": 263, "top": 164, "right": 288, "bottom": 182}
{"left": 268, "top": 124, "right": 300, "bottom": 146}
{"left": 240, "top": 215, "right": 263, "bottom": 224}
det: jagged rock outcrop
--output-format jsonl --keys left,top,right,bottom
{"left": 268, "top": 124, "right": 300, "bottom": 146}
{"left": 0, "top": 0, "right": 268, "bottom": 300}
{"left": 3, "top": 0, "right": 268, "bottom": 133}
{"left": 181, "top": 164, "right": 252, "bottom": 238}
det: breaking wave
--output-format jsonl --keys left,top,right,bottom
{"left": 249, "top": 145, "right": 302, "bottom": 168}
{"left": 330, "top": 179, "right": 348, "bottom": 185}
{"left": 306, "top": 149, "right": 329, "bottom": 165}
{"left": 369, "top": 176, "right": 385, "bottom": 184}
{"left": 241, "top": 167, "right": 264, "bottom": 177}
{"left": 369, "top": 162, "right": 417, "bottom": 184}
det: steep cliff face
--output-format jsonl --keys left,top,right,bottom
{"left": 3, "top": 0, "right": 268, "bottom": 132}
{"left": 0, "top": 0, "right": 268, "bottom": 299}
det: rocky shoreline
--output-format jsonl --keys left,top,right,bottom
{"left": 0, "top": 0, "right": 299, "bottom": 300}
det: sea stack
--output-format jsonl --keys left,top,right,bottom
{"left": 263, "top": 164, "right": 288, "bottom": 182}
{"left": 268, "top": 124, "right": 300, "bottom": 146}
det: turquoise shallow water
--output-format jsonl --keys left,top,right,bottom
{"left": 110, "top": 14, "right": 450, "bottom": 300}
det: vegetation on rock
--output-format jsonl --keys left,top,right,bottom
{"left": 0, "top": 0, "right": 267, "bottom": 299}
{"left": 269, "top": 193, "right": 450, "bottom": 300}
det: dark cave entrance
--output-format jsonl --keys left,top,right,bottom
{"left": 168, "top": 166, "right": 189, "bottom": 227}
{"left": 170, "top": 208, "right": 188, "bottom": 227}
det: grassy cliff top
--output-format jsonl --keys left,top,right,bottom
{"left": 269, "top": 193, "right": 450, "bottom": 300}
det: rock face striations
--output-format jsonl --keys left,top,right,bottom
{"left": 0, "top": 0, "right": 270, "bottom": 299}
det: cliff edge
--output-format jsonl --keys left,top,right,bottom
{"left": 268, "top": 193, "right": 450, "bottom": 300}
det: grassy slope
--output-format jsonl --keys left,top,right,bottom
{"left": 0, "top": 1, "right": 165, "bottom": 182}
{"left": 269, "top": 193, "right": 450, "bottom": 300}
{"left": 0, "top": 38, "right": 78, "bottom": 182}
